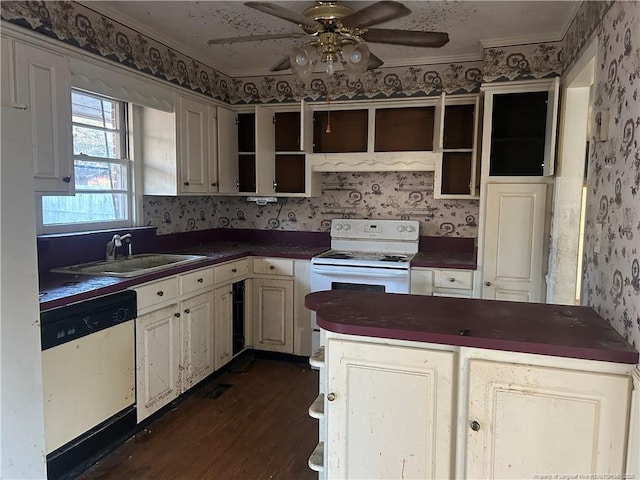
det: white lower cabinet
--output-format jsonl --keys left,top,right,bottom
{"left": 180, "top": 291, "right": 215, "bottom": 390}
{"left": 466, "top": 359, "right": 631, "bottom": 478}
{"left": 253, "top": 277, "right": 294, "bottom": 353}
{"left": 411, "top": 267, "right": 475, "bottom": 297}
{"left": 325, "top": 339, "right": 455, "bottom": 479}
{"left": 213, "top": 284, "right": 233, "bottom": 370}
{"left": 134, "top": 268, "right": 215, "bottom": 422}
{"left": 136, "top": 303, "right": 181, "bottom": 422}
{"left": 314, "top": 333, "right": 634, "bottom": 479}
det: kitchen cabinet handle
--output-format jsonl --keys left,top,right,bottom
{"left": 485, "top": 281, "right": 492, "bottom": 287}
{"left": 197, "top": 278, "right": 204, "bottom": 283}
{"left": 174, "top": 312, "right": 181, "bottom": 318}
{"left": 62, "top": 176, "right": 71, "bottom": 183}
{"left": 327, "top": 393, "right": 336, "bottom": 402}
{"left": 232, "top": 268, "right": 237, "bottom": 273}
{"left": 448, "top": 277, "right": 456, "bottom": 283}
{"left": 184, "top": 308, "right": 190, "bottom": 314}
{"left": 269, "top": 265, "right": 275, "bottom": 270}
{"left": 272, "top": 180, "right": 278, "bottom": 190}
{"left": 211, "top": 182, "right": 218, "bottom": 187}
{"left": 157, "top": 291, "right": 164, "bottom": 296}
{"left": 470, "top": 420, "right": 481, "bottom": 431}
{"left": 183, "top": 181, "right": 190, "bottom": 186}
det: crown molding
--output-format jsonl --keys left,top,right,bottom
{"left": 480, "top": 32, "right": 564, "bottom": 49}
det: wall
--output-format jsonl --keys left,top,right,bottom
{"left": 144, "top": 172, "right": 479, "bottom": 237}
{"left": 564, "top": 1, "right": 640, "bottom": 349}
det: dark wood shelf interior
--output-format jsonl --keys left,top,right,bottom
{"left": 490, "top": 91, "right": 547, "bottom": 176}
{"left": 275, "top": 112, "right": 300, "bottom": 152}
{"left": 374, "top": 107, "right": 435, "bottom": 152}
{"left": 275, "top": 154, "right": 305, "bottom": 193}
{"left": 313, "top": 110, "right": 368, "bottom": 153}
{"left": 443, "top": 104, "right": 474, "bottom": 149}
{"left": 441, "top": 152, "right": 472, "bottom": 195}
{"left": 238, "top": 154, "right": 256, "bottom": 192}
{"left": 238, "top": 113, "right": 255, "bottom": 153}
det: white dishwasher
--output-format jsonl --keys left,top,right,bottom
{"left": 41, "top": 290, "right": 137, "bottom": 478}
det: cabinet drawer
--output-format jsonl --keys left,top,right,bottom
{"left": 253, "top": 258, "right": 294, "bottom": 276}
{"left": 214, "top": 259, "right": 249, "bottom": 284}
{"left": 134, "top": 277, "right": 179, "bottom": 311}
{"left": 434, "top": 269, "right": 473, "bottom": 290}
{"left": 179, "top": 267, "right": 214, "bottom": 295}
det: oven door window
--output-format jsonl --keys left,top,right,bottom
{"left": 331, "top": 282, "right": 385, "bottom": 292}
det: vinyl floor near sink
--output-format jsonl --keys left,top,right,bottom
{"left": 78, "top": 358, "right": 318, "bottom": 479}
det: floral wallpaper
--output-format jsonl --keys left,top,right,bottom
{"left": 1, "top": 1, "right": 561, "bottom": 105}
{"left": 572, "top": 1, "right": 640, "bottom": 349}
{"left": 143, "top": 172, "right": 479, "bottom": 238}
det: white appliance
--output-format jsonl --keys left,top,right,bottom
{"left": 310, "top": 219, "right": 419, "bottom": 352}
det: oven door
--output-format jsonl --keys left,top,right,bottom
{"left": 310, "top": 264, "right": 410, "bottom": 294}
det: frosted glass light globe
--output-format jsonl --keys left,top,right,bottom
{"left": 295, "top": 53, "right": 308, "bottom": 66}
{"left": 350, "top": 50, "right": 362, "bottom": 63}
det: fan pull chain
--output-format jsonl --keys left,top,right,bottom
{"left": 325, "top": 96, "right": 331, "bottom": 134}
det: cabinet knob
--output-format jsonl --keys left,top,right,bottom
{"left": 449, "top": 277, "right": 456, "bottom": 283}
{"left": 470, "top": 420, "right": 481, "bottom": 431}
{"left": 232, "top": 268, "right": 237, "bottom": 273}
{"left": 183, "top": 181, "right": 190, "bottom": 186}
{"left": 236, "top": 180, "right": 240, "bottom": 190}
{"left": 157, "top": 290, "right": 164, "bottom": 296}
{"left": 174, "top": 312, "right": 181, "bottom": 318}
{"left": 272, "top": 180, "right": 278, "bottom": 190}
{"left": 327, "top": 393, "right": 336, "bottom": 402}
{"left": 184, "top": 308, "right": 190, "bottom": 314}
{"left": 485, "top": 281, "right": 492, "bottom": 287}
{"left": 197, "top": 278, "right": 204, "bottom": 283}
{"left": 62, "top": 176, "right": 71, "bottom": 183}
{"left": 211, "top": 182, "right": 218, "bottom": 187}
{"left": 269, "top": 265, "right": 275, "bottom": 270}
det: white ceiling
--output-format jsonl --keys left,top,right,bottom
{"left": 87, "top": 1, "right": 580, "bottom": 77}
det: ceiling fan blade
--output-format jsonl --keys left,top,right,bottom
{"left": 341, "top": 1, "right": 411, "bottom": 28}
{"left": 207, "top": 32, "right": 305, "bottom": 45}
{"left": 270, "top": 55, "right": 291, "bottom": 72}
{"left": 245, "top": 2, "right": 321, "bottom": 29}
{"left": 367, "top": 52, "right": 384, "bottom": 70}
{"left": 363, "top": 29, "right": 449, "bottom": 48}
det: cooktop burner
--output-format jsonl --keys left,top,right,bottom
{"left": 381, "top": 255, "right": 409, "bottom": 262}
{"left": 314, "top": 250, "right": 413, "bottom": 264}
{"left": 322, "top": 252, "right": 353, "bottom": 260}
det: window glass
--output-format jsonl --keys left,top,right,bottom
{"left": 41, "top": 90, "right": 132, "bottom": 231}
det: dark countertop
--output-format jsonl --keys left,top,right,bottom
{"left": 305, "top": 290, "right": 639, "bottom": 364}
{"left": 39, "top": 241, "right": 327, "bottom": 311}
{"left": 411, "top": 250, "right": 477, "bottom": 269}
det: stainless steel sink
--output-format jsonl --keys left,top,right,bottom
{"left": 51, "top": 254, "right": 208, "bottom": 278}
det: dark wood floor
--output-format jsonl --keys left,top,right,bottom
{"left": 79, "top": 356, "right": 319, "bottom": 480}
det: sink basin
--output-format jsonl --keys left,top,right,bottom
{"left": 52, "top": 254, "right": 208, "bottom": 278}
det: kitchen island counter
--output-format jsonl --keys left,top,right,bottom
{"left": 305, "top": 290, "right": 638, "bottom": 364}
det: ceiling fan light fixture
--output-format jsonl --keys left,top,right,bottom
{"left": 342, "top": 42, "right": 370, "bottom": 79}
{"left": 289, "top": 45, "right": 318, "bottom": 80}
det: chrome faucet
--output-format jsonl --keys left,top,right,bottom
{"left": 106, "top": 233, "right": 132, "bottom": 262}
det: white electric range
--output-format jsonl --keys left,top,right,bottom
{"left": 310, "top": 219, "right": 419, "bottom": 352}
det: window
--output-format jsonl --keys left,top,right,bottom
{"left": 40, "top": 89, "right": 133, "bottom": 233}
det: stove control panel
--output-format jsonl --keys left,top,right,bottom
{"left": 331, "top": 219, "right": 420, "bottom": 241}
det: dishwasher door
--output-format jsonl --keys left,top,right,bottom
{"left": 42, "top": 320, "right": 135, "bottom": 454}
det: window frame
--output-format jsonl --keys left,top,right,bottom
{"left": 38, "top": 89, "right": 137, "bottom": 235}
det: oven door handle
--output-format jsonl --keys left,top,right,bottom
{"left": 312, "top": 266, "right": 409, "bottom": 278}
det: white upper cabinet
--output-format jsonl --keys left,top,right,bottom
{"left": 217, "top": 106, "right": 239, "bottom": 194}
{"left": 481, "top": 78, "right": 560, "bottom": 180}
{"left": 177, "top": 95, "right": 218, "bottom": 194}
{"left": 1, "top": 37, "right": 18, "bottom": 108}
{"left": 140, "top": 94, "right": 218, "bottom": 196}
{"left": 15, "top": 41, "right": 74, "bottom": 194}
{"left": 434, "top": 94, "right": 481, "bottom": 199}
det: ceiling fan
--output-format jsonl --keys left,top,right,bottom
{"left": 207, "top": 1, "right": 449, "bottom": 78}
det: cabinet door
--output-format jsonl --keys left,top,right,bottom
{"left": 208, "top": 106, "right": 219, "bottom": 192}
{"left": 410, "top": 268, "right": 434, "bottom": 295}
{"left": 326, "top": 339, "right": 455, "bottom": 479}
{"left": 466, "top": 359, "right": 631, "bottom": 479}
{"left": 253, "top": 278, "right": 293, "bottom": 353}
{"left": 136, "top": 304, "right": 180, "bottom": 422}
{"left": 483, "top": 183, "right": 547, "bottom": 302}
{"left": 255, "top": 105, "right": 275, "bottom": 194}
{"left": 217, "top": 106, "right": 239, "bottom": 193}
{"left": 15, "top": 42, "right": 73, "bottom": 193}
{"left": 180, "top": 291, "right": 214, "bottom": 390}
{"left": 1, "top": 37, "right": 16, "bottom": 107}
{"left": 178, "top": 95, "right": 209, "bottom": 194}
{"left": 214, "top": 285, "right": 233, "bottom": 369}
